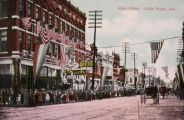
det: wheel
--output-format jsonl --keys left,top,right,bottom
{"left": 140, "top": 93, "right": 144, "bottom": 104}
{"left": 155, "top": 92, "right": 159, "bottom": 104}
{"left": 144, "top": 94, "right": 146, "bottom": 104}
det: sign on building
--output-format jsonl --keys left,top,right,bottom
{"left": 79, "top": 61, "right": 93, "bottom": 68}
{"left": 65, "top": 70, "right": 86, "bottom": 75}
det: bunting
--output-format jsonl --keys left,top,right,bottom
{"left": 150, "top": 40, "right": 164, "bottom": 63}
{"left": 33, "top": 24, "right": 50, "bottom": 81}
{"left": 21, "top": 18, "right": 79, "bottom": 81}
{"left": 21, "top": 17, "right": 32, "bottom": 30}
{"left": 40, "top": 28, "right": 50, "bottom": 44}
{"left": 33, "top": 44, "right": 49, "bottom": 81}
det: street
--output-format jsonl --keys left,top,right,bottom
{"left": 0, "top": 95, "right": 184, "bottom": 120}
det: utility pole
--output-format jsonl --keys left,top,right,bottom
{"left": 182, "top": 22, "right": 184, "bottom": 63}
{"left": 142, "top": 62, "right": 147, "bottom": 88}
{"left": 88, "top": 10, "right": 102, "bottom": 91}
{"left": 131, "top": 52, "right": 138, "bottom": 89}
{"left": 122, "top": 42, "right": 130, "bottom": 68}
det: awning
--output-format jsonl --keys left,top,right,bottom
{"left": 44, "top": 63, "right": 61, "bottom": 70}
{"left": 21, "top": 60, "right": 33, "bottom": 66}
{"left": 88, "top": 78, "right": 101, "bottom": 81}
{"left": 0, "top": 59, "right": 12, "bottom": 64}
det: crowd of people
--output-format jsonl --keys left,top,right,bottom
{"left": 0, "top": 88, "right": 137, "bottom": 107}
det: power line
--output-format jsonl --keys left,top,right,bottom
{"left": 97, "top": 36, "right": 182, "bottom": 49}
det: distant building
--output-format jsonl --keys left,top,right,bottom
{"left": 124, "top": 68, "right": 139, "bottom": 88}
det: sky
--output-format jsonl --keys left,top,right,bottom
{"left": 69, "top": 0, "right": 184, "bottom": 82}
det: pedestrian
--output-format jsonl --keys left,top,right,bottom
{"left": 38, "top": 90, "right": 43, "bottom": 105}
{"left": 0, "top": 90, "right": 2, "bottom": 106}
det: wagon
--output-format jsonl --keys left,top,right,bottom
{"left": 159, "top": 86, "right": 168, "bottom": 99}
{"left": 140, "top": 86, "right": 159, "bottom": 104}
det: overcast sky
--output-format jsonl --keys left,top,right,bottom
{"left": 70, "top": 0, "right": 184, "bottom": 81}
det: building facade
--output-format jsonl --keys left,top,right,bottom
{"left": 0, "top": 0, "right": 126, "bottom": 91}
{"left": 0, "top": 0, "right": 86, "bottom": 90}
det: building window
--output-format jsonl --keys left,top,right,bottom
{"left": 48, "top": 43, "right": 53, "bottom": 56}
{"left": 0, "top": 0, "right": 8, "bottom": 17}
{"left": 0, "top": 30, "right": 7, "bottom": 52}
{"left": 82, "top": 33, "right": 85, "bottom": 41}
{"left": 19, "top": 0, "right": 24, "bottom": 17}
{"left": 73, "top": 28, "right": 75, "bottom": 39}
{"left": 35, "top": 7, "right": 39, "bottom": 19}
{"left": 55, "top": 44, "right": 59, "bottom": 60}
{"left": 49, "top": 14, "right": 52, "bottom": 26}
{"left": 79, "top": 31, "right": 81, "bottom": 41}
{"left": 19, "top": 31, "right": 23, "bottom": 51}
{"left": 65, "top": 24, "right": 69, "bottom": 36}
{"left": 42, "top": 11, "right": 46, "bottom": 22}
{"left": 28, "top": 2, "right": 32, "bottom": 17}
{"left": 54, "top": 17, "right": 58, "bottom": 31}
{"left": 28, "top": 34, "right": 31, "bottom": 51}
{"left": 60, "top": 20, "right": 63, "bottom": 33}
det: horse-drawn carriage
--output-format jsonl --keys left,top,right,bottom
{"left": 140, "top": 86, "right": 159, "bottom": 104}
{"left": 159, "top": 86, "right": 171, "bottom": 99}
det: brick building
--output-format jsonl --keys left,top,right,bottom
{"left": 0, "top": 0, "right": 86, "bottom": 89}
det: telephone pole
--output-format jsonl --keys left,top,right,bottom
{"left": 122, "top": 42, "right": 130, "bottom": 68}
{"left": 131, "top": 52, "right": 138, "bottom": 89}
{"left": 182, "top": 22, "right": 184, "bottom": 63}
{"left": 88, "top": 10, "right": 102, "bottom": 91}
{"left": 142, "top": 62, "right": 147, "bottom": 88}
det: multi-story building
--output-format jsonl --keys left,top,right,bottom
{"left": 0, "top": 0, "right": 86, "bottom": 89}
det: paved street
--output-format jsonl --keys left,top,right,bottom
{"left": 0, "top": 95, "right": 184, "bottom": 120}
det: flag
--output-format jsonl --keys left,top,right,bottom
{"left": 161, "top": 66, "right": 169, "bottom": 78}
{"left": 21, "top": 17, "right": 32, "bottom": 30}
{"left": 33, "top": 44, "right": 49, "bottom": 81}
{"left": 150, "top": 40, "right": 164, "bottom": 63}
{"left": 101, "top": 66, "right": 109, "bottom": 85}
